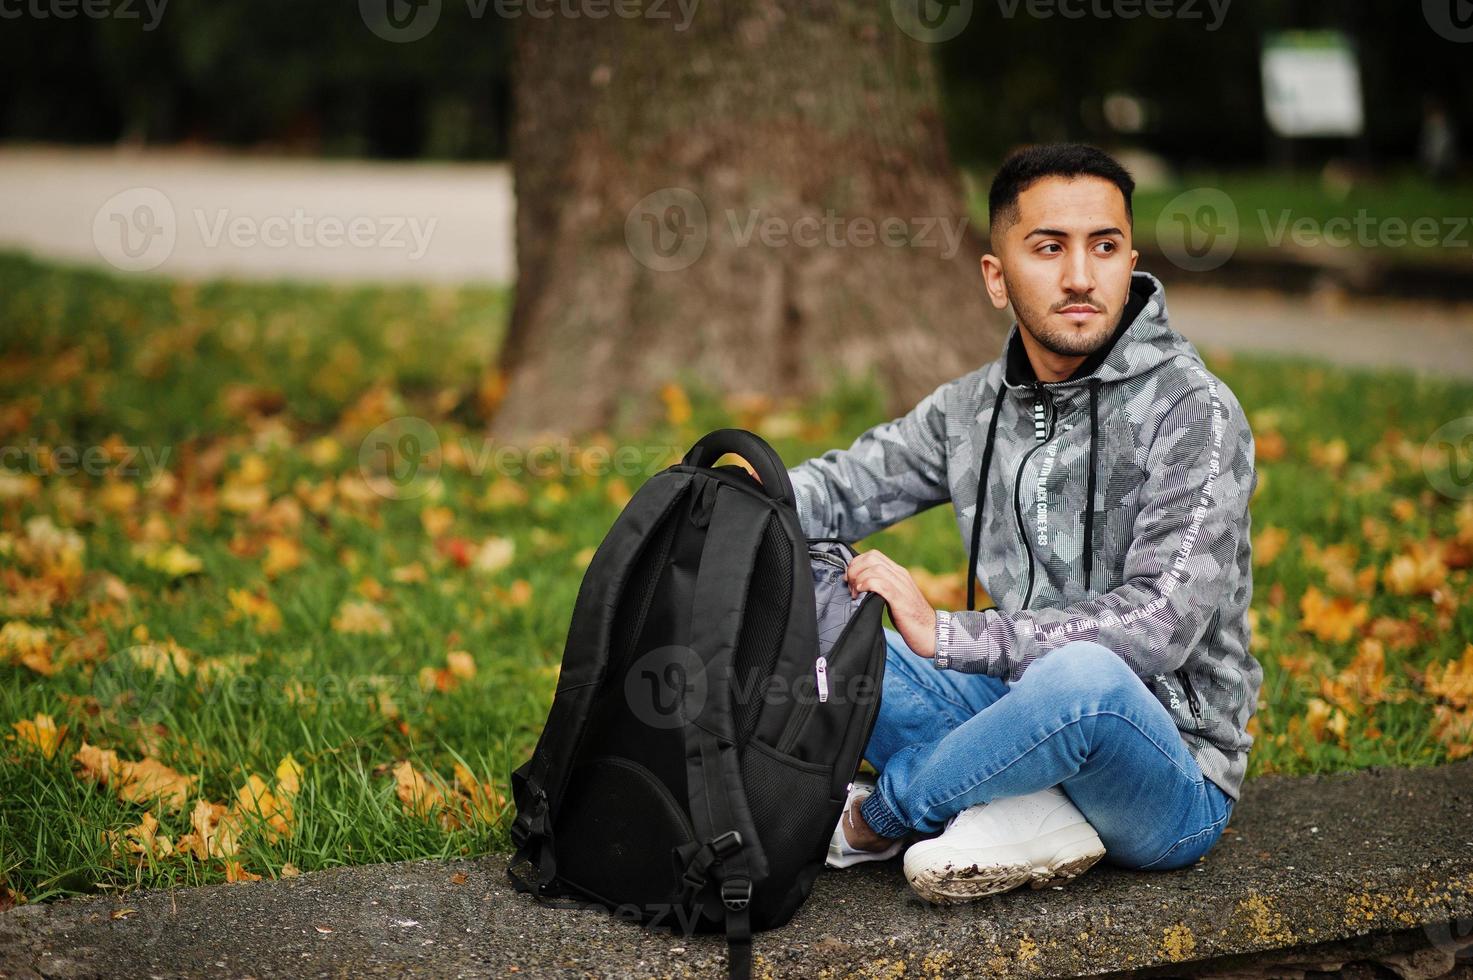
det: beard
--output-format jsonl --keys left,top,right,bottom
{"left": 1009, "top": 282, "right": 1123, "bottom": 358}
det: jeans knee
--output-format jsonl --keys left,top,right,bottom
{"left": 1020, "top": 641, "right": 1135, "bottom": 700}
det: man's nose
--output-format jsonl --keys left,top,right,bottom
{"left": 1061, "top": 249, "right": 1094, "bottom": 296}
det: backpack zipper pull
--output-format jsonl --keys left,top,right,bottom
{"left": 815, "top": 656, "right": 829, "bottom": 703}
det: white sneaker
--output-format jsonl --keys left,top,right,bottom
{"left": 902, "top": 785, "right": 1105, "bottom": 903}
{"left": 825, "top": 777, "right": 905, "bottom": 869}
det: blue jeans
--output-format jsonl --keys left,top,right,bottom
{"left": 858, "top": 629, "right": 1235, "bottom": 871}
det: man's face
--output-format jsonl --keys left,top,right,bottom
{"left": 980, "top": 176, "right": 1138, "bottom": 359}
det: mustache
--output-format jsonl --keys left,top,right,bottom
{"left": 1051, "top": 295, "right": 1105, "bottom": 314}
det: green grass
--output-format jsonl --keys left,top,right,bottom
{"left": 1, "top": 250, "right": 1471, "bottom": 903}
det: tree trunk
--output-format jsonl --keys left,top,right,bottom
{"left": 490, "top": 0, "right": 1005, "bottom": 443}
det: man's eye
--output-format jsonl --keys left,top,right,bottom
{"left": 1039, "top": 243, "right": 1062, "bottom": 254}
{"left": 1095, "top": 240, "right": 1118, "bottom": 254}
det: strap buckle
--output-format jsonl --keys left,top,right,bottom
{"left": 510, "top": 790, "right": 549, "bottom": 850}
{"left": 721, "top": 876, "right": 752, "bottom": 912}
{"left": 710, "top": 830, "right": 743, "bottom": 858}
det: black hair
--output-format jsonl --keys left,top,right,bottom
{"left": 988, "top": 143, "right": 1136, "bottom": 235}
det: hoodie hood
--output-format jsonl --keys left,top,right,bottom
{"left": 977, "top": 270, "right": 1206, "bottom": 596}
{"left": 1001, "top": 271, "right": 1203, "bottom": 390}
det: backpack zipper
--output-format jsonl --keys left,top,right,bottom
{"left": 776, "top": 590, "right": 876, "bottom": 754}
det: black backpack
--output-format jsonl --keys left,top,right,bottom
{"left": 507, "top": 428, "right": 889, "bottom": 978}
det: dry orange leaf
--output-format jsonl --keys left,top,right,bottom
{"left": 226, "top": 588, "right": 283, "bottom": 634}
{"left": 452, "top": 762, "right": 505, "bottom": 824}
{"left": 177, "top": 799, "right": 239, "bottom": 860}
{"left": 390, "top": 561, "right": 428, "bottom": 584}
{"left": 1252, "top": 526, "right": 1289, "bottom": 567}
{"left": 446, "top": 651, "right": 476, "bottom": 680}
{"left": 74, "top": 742, "right": 197, "bottom": 811}
{"left": 1431, "top": 705, "right": 1473, "bottom": 761}
{"left": 224, "top": 861, "right": 262, "bottom": 883}
{"left": 1424, "top": 645, "right": 1473, "bottom": 710}
{"left": 1382, "top": 541, "right": 1449, "bottom": 597}
{"left": 1307, "top": 438, "right": 1349, "bottom": 472}
{"left": 105, "top": 811, "right": 174, "bottom": 860}
{"left": 660, "top": 383, "right": 692, "bottom": 426}
{"left": 421, "top": 506, "right": 455, "bottom": 539}
{"left": 393, "top": 760, "right": 445, "bottom": 820}
{"left": 262, "top": 535, "right": 303, "bottom": 579}
{"left": 132, "top": 542, "right": 204, "bottom": 579}
{"left": 11, "top": 713, "right": 65, "bottom": 759}
{"left": 1298, "top": 585, "right": 1369, "bottom": 644}
{"left": 0, "top": 621, "right": 55, "bottom": 675}
{"left": 1254, "top": 429, "right": 1287, "bottom": 463}
{"left": 481, "top": 478, "right": 529, "bottom": 511}
{"left": 491, "top": 579, "right": 534, "bottom": 608}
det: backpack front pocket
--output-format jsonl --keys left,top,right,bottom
{"left": 554, "top": 755, "right": 697, "bottom": 912}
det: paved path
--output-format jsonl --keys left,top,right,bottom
{"left": 0, "top": 147, "right": 513, "bottom": 285}
{"left": 1168, "top": 286, "right": 1473, "bottom": 380}
{"left": 3, "top": 761, "right": 1471, "bottom": 979}
{"left": 1, "top": 147, "right": 1471, "bottom": 378}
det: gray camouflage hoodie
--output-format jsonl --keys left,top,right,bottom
{"left": 786, "top": 271, "right": 1261, "bottom": 801}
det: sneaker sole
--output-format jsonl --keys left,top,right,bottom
{"left": 904, "top": 823, "right": 1106, "bottom": 904}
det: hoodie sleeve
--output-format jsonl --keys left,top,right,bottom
{"left": 785, "top": 379, "right": 955, "bottom": 543}
{"left": 932, "top": 373, "right": 1256, "bottom": 681}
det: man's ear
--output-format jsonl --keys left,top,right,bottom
{"left": 1129, "top": 248, "right": 1139, "bottom": 272}
{"left": 980, "top": 254, "right": 1010, "bottom": 310}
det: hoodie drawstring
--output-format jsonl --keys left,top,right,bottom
{"left": 967, "top": 377, "right": 1101, "bottom": 610}
{"left": 1083, "top": 378, "right": 1099, "bottom": 592}
{"left": 966, "top": 383, "right": 1008, "bottom": 611}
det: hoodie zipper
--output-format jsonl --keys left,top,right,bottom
{"left": 1176, "top": 668, "right": 1204, "bottom": 730}
{"left": 1175, "top": 610, "right": 1219, "bottom": 731}
{"left": 1011, "top": 382, "right": 1055, "bottom": 611}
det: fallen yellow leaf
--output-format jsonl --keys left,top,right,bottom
{"left": 446, "top": 651, "right": 476, "bottom": 680}
{"left": 262, "top": 535, "right": 303, "bottom": 579}
{"left": 421, "top": 506, "right": 455, "bottom": 538}
{"left": 331, "top": 600, "right": 392, "bottom": 635}
{"left": 1252, "top": 526, "right": 1289, "bottom": 567}
{"left": 0, "top": 621, "right": 55, "bottom": 675}
{"left": 74, "top": 742, "right": 197, "bottom": 811}
{"left": 133, "top": 542, "right": 204, "bottom": 579}
{"left": 224, "top": 861, "right": 262, "bottom": 883}
{"left": 10, "top": 713, "right": 65, "bottom": 759}
{"left": 1298, "top": 585, "right": 1368, "bottom": 644}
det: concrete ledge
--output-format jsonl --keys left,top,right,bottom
{"left": 3, "top": 761, "right": 1471, "bottom": 979}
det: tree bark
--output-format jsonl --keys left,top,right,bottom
{"left": 491, "top": 0, "right": 1005, "bottom": 443}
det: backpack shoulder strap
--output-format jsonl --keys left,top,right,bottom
{"left": 679, "top": 482, "right": 775, "bottom": 979}
{"left": 509, "top": 470, "right": 695, "bottom": 894}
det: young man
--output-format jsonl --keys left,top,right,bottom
{"left": 786, "top": 144, "right": 1260, "bottom": 903}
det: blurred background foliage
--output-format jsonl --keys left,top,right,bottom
{"left": 0, "top": 0, "right": 1464, "bottom": 169}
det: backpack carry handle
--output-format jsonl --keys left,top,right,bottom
{"left": 682, "top": 428, "right": 797, "bottom": 510}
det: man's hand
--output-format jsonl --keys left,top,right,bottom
{"left": 845, "top": 549, "right": 937, "bottom": 658}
